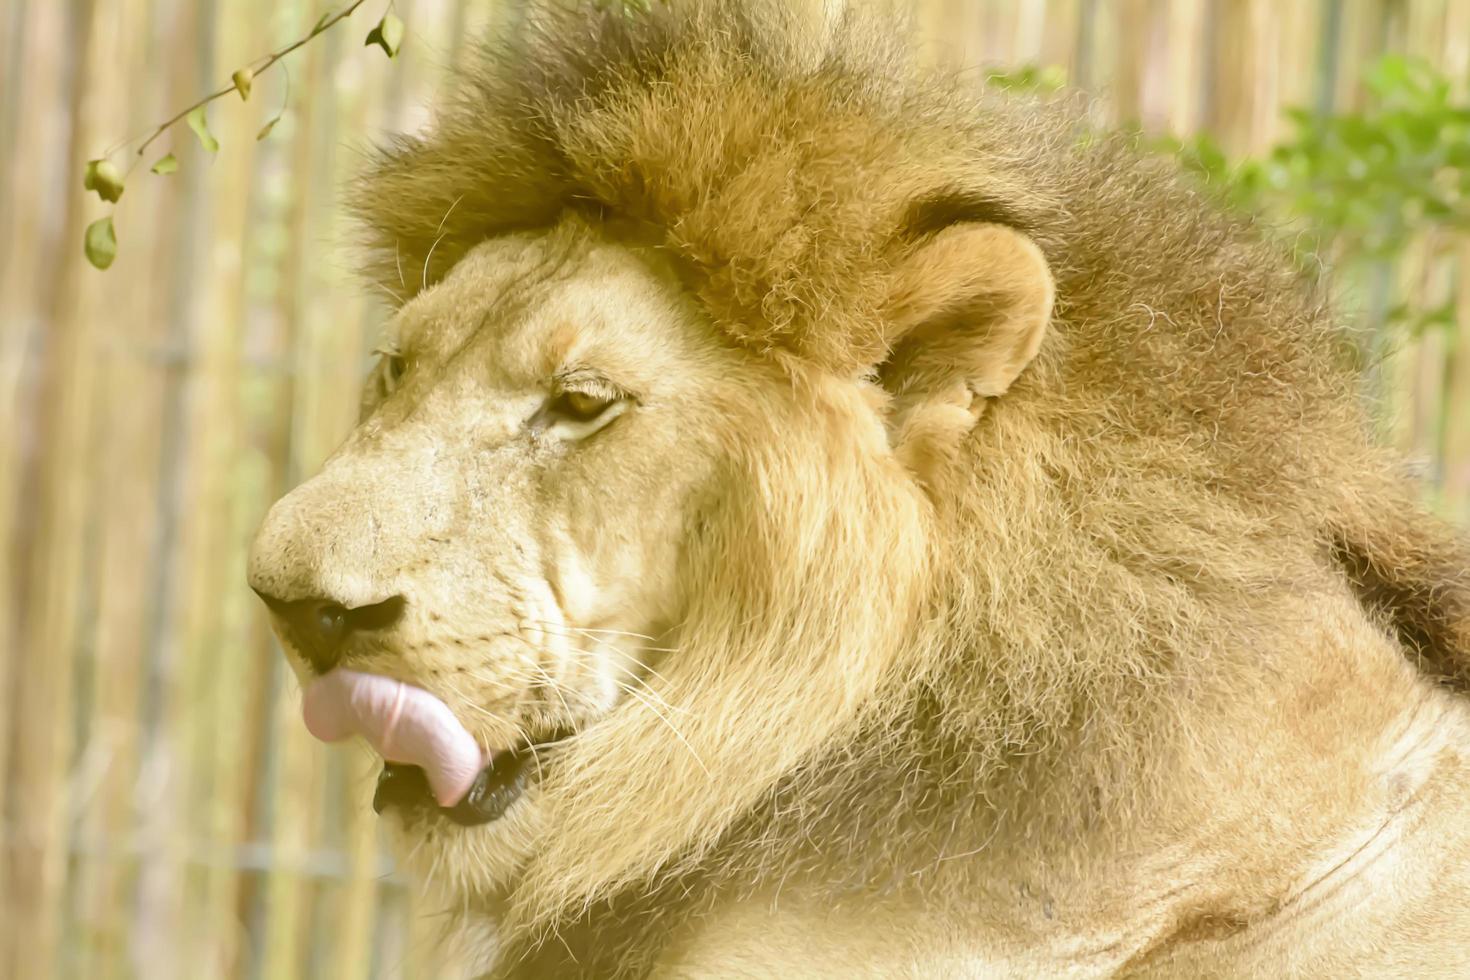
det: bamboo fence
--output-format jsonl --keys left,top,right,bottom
{"left": 1, "top": 1, "right": 1467, "bottom": 977}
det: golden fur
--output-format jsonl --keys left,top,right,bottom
{"left": 248, "top": 1, "right": 1470, "bottom": 975}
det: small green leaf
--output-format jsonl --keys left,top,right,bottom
{"left": 984, "top": 64, "right": 1066, "bottom": 95}
{"left": 83, "top": 158, "right": 125, "bottom": 203}
{"left": 84, "top": 216, "right": 117, "bottom": 270}
{"left": 311, "top": 11, "right": 333, "bottom": 34}
{"left": 186, "top": 105, "right": 219, "bottom": 153}
{"left": 1037, "top": 65, "right": 1067, "bottom": 91}
{"left": 150, "top": 153, "right": 179, "bottom": 175}
{"left": 365, "top": 12, "right": 404, "bottom": 58}
{"left": 232, "top": 68, "right": 254, "bottom": 101}
{"left": 256, "top": 115, "right": 282, "bottom": 141}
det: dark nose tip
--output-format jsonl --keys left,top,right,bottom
{"left": 252, "top": 589, "right": 407, "bottom": 673}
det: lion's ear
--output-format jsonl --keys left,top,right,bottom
{"left": 882, "top": 222, "right": 1053, "bottom": 405}
{"left": 878, "top": 222, "right": 1053, "bottom": 484}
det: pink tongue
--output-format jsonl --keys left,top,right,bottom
{"left": 302, "top": 670, "right": 484, "bottom": 807}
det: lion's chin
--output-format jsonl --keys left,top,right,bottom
{"left": 381, "top": 766, "right": 552, "bottom": 920}
{"left": 374, "top": 727, "right": 576, "bottom": 826}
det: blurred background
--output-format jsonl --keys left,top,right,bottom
{"left": 2, "top": 0, "right": 1468, "bottom": 977}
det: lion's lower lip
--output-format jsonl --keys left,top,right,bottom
{"left": 373, "top": 728, "right": 574, "bottom": 826}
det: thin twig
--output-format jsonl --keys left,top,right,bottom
{"left": 127, "top": 1, "right": 373, "bottom": 162}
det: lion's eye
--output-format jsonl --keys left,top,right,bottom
{"left": 372, "top": 347, "right": 408, "bottom": 397}
{"left": 529, "top": 386, "right": 629, "bottom": 439}
{"left": 385, "top": 353, "right": 407, "bottom": 388}
{"left": 550, "top": 389, "right": 614, "bottom": 423}
{"left": 361, "top": 349, "right": 409, "bottom": 421}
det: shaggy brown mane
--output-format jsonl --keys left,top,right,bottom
{"left": 348, "top": 2, "right": 1470, "bottom": 975}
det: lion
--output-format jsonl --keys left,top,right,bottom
{"left": 246, "top": 1, "right": 1470, "bottom": 976}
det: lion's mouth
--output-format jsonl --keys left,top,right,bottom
{"left": 373, "top": 728, "right": 575, "bottom": 826}
{"left": 299, "top": 668, "right": 577, "bottom": 826}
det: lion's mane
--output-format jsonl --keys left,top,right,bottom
{"left": 351, "top": 2, "right": 1470, "bottom": 974}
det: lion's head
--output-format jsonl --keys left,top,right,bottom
{"left": 248, "top": 178, "right": 1052, "bottom": 930}
{"left": 245, "top": 1, "right": 1470, "bottom": 975}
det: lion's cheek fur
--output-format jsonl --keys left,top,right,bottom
{"left": 471, "top": 373, "right": 938, "bottom": 938}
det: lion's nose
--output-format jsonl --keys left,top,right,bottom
{"left": 252, "top": 588, "right": 407, "bottom": 673}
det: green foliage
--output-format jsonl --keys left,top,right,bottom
{"left": 82, "top": 1, "right": 397, "bottom": 271}
{"left": 83, "top": 158, "right": 124, "bottom": 203}
{"left": 985, "top": 65, "right": 1067, "bottom": 94}
{"left": 84, "top": 216, "right": 117, "bottom": 270}
{"left": 365, "top": 13, "right": 404, "bottom": 58}
{"left": 994, "top": 56, "right": 1470, "bottom": 337}
{"left": 1168, "top": 56, "right": 1468, "bottom": 335}
{"left": 186, "top": 105, "right": 220, "bottom": 153}
{"left": 1170, "top": 56, "right": 1469, "bottom": 259}
{"left": 232, "top": 68, "right": 254, "bottom": 100}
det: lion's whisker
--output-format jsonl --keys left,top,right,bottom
{"left": 421, "top": 193, "right": 466, "bottom": 291}
{"left": 520, "top": 621, "right": 683, "bottom": 664}
{"left": 572, "top": 625, "right": 662, "bottom": 641}
{"left": 543, "top": 641, "right": 690, "bottom": 716}
{"left": 370, "top": 280, "right": 406, "bottom": 306}
{"left": 525, "top": 660, "right": 578, "bottom": 723}
{"left": 617, "top": 657, "right": 679, "bottom": 691}
{"left": 610, "top": 673, "right": 689, "bottom": 716}
{"left": 617, "top": 684, "right": 709, "bottom": 775}
{"left": 523, "top": 619, "right": 664, "bottom": 644}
